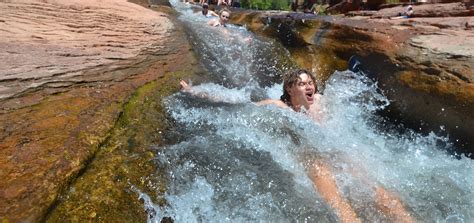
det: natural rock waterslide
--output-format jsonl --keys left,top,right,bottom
{"left": 0, "top": 0, "right": 201, "bottom": 221}
{"left": 1, "top": 0, "right": 473, "bottom": 222}
{"left": 230, "top": 3, "right": 474, "bottom": 155}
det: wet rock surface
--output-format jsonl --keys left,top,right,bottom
{"left": 0, "top": 0, "right": 198, "bottom": 221}
{"left": 1, "top": 0, "right": 472, "bottom": 221}
{"left": 230, "top": 5, "right": 473, "bottom": 155}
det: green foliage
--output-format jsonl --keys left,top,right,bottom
{"left": 242, "top": 0, "right": 290, "bottom": 10}
{"left": 271, "top": 0, "right": 290, "bottom": 10}
{"left": 312, "top": 4, "right": 328, "bottom": 15}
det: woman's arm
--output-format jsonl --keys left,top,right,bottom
{"left": 209, "top": 10, "right": 219, "bottom": 17}
{"left": 179, "top": 80, "right": 192, "bottom": 92}
{"left": 179, "top": 80, "right": 230, "bottom": 103}
{"left": 207, "top": 19, "right": 219, "bottom": 27}
{"left": 180, "top": 80, "right": 215, "bottom": 101}
{"left": 181, "top": 81, "right": 289, "bottom": 108}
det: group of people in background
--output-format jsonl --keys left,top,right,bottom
{"left": 197, "top": 0, "right": 240, "bottom": 8}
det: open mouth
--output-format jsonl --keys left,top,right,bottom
{"left": 305, "top": 92, "right": 314, "bottom": 103}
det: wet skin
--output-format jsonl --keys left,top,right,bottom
{"left": 219, "top": 11, "right": 230, "bottom": 25}
{"left": 207, "top": 11, "right": 230, "bottom": 27}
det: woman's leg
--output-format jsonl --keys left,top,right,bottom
{"left": 309, "top": 159, "right": 414, "bottom": 223}
{"left": 308, "top": 160, "right": 361, "bottom": 223}
{"left": 375, "top": 186, "right": 414, "bottom": 223}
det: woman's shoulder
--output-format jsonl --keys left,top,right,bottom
{"left": 207, "top": 19, "right": 221, "bottom": 27}
{"left": 256, "top": 99, "right": 288, "bottom": 108}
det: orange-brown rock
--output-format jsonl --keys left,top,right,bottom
{"left": 0, "top": 0, "right": 197, "bottom": 221}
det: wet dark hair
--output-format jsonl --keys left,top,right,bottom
{"left": 280, "top": 69, "right": 317, "bottom": 107}
{"left": 202, "top": 4, "right": 209, "bottom": 9}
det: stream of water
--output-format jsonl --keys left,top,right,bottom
{"left": 138, "top": 2, "right": 474, "bottom": 222}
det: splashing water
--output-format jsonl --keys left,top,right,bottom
{"left": 137, "top": 1, "right": 474, "bottom": 222}
{"left": 171, "top": 0, "right": 293, "bottom": 90}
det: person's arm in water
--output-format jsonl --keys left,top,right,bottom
{"left": 181, "top": 80, "right": 286, "bottom": 106}
{"left": 207, "top": 19, "right": 220, "bottom": 27}
{"left": 180, "top": 79, "right": 210, "bottom": 98}
{"left": 205, "top": 22, "right": 251, "bottom": 44}
{"left": 179, "top": 80, "right": 234, "bottom": 103}
{"left": 179, "top": 79, "right": 192, "bottom": 92}
{"left": 231, "top": 30, "right": 253, "bottom": 44}
{"left": 208, "top": 10, "right": 219, "bottom": 17}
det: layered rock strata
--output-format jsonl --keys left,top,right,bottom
{"left": 0, "top": 0, "right": 197, "bottom": 221}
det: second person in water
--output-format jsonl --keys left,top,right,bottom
{"left": 200, "top": 3, "right": 219, "bottom": 17}
{"left": 208, "top": 8, "right": 231, "bottom": 27}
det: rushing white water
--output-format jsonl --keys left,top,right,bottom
{"left": 138, "top": 1, "right": 474, "bottom": 222}
{"left": 170, "top": 0, "right": 292, "bottom": 90}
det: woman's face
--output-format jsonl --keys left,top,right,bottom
{"left": 286, "top": 73, "right": 316, "bottom": 107}
{"left": 220, "top": 11, "right": 230, "bottom": 24}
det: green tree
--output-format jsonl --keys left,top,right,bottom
{"left": 272, "top": 0, "right": 290, "bottom": 10}
{"left": 243, "top": 0, "right": 290, "bottom": 10}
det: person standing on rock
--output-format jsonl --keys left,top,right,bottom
{"left": 291, "top": 0, "right": 299, "bottom": 11}
{"left": 402, "top": 5, "right": 414, "bottom": 18}
{"left": 218, "top": 0, "right": 231, "bottom": 7}
{"left": 391, "top": 5, "right": 414, "bottom": 19}
{"left": 231, "top": 0, "right": 241, "bottom": 8}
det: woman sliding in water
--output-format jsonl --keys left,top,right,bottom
{"left": 204, "top": 8, "right": 252, "bottom": 44}
{"left": 179, "top": 69, "right": 414, "bottom": 222}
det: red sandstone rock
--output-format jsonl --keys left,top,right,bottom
{"left": 0, "top": 0, "right": 189, "bottom": 221}
{"left": 0, "top": 0, "right": 173, "bottom": 101}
